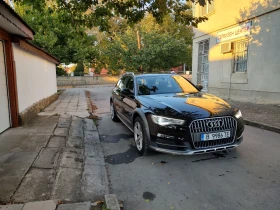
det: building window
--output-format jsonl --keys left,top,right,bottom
{"left": 200, "top": 1, "right": 214, "bottom": 16}
{"left": 233, "top": 41, "right": 248, "bottom": 72}
{"left": 197, "top": 39, "right": 209, "bottom": 91}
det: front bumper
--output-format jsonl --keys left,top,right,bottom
{"left": 149, "top": 136, "right": 243, "bottom": 155}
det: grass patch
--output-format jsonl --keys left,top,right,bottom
{"left": 57, "top": 89, "right": 65, "bottom": 95}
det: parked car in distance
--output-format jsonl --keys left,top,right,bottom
{"left": 110, "top": 73, "right": 244, "bottom": 155}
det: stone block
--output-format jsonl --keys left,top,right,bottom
{"left": 105, "top": 194, "right": 120, "bottom": 210}
{"left": 60, "top": 148, "right": 83, "bottom": 169}
{"left": 57, "top": 122, "right": 71, "bottom": 128}
{"left": 0, "top": 204, "right": 24, "bottom": 210}
{"left": 33, "top": 148, "right": 60, "bottom": 169}
{"left": 69, "top": 119, "right": 83, "bottom": 138}
{"left": 84, "top": 119, "right": 97, "bottom": 131}
{"left": 48, "top": 136, "right": 66, "bottom": 148}
{"left": 54, "top": 128, "right": 69, "bottom": 137}
{"left": 22, "top": 200, "right": 58, "bottom": 210}
{"left": 84, "top": 131, "right": 100, "bottom": 144}
{"left": 58, "top": 116, "right": 72, "bottom": 123}
{"left": 81, "top": 164, "right": 109, "bottom": 201}
{"left": 66, "top": 136, "right": 83, "bottom": 149}
{"left": 0, "top": 162, "right": 33, "bottom": 203}
{"left": 56, "top": 202, "right": 91, "bottom": 210}
{"left": 59, "top": 114, "right": 72, "bottom": 120}
{"left": 13, "top": 169, "right": 54, "bottom": 203}
{"left": 84, "top": 156, "right": 105, "bottom": 166}
{"left": 84, "top": 144, "right": 104, "bottom": 158}
{"left": 19, "top": 93, "right": 58, "bottom": 126}
{"left": 51, "top": 168, "right": 82, "bottom": 202}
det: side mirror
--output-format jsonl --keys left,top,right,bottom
{"left": 122, "top": 88, "right": 132, "bottom": 95}
{"left": 196, "top": 84, "right": 203, "bottom": 91}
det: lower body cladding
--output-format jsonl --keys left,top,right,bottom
{"left": 149, "top": 136, "right": 243, "bottom": 155}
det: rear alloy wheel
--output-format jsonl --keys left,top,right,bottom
{"left": 110, "top": 102, "right": 119, "bottom": 122}
{"left": 134, "top": 117, "right": 149, "bottom": 156}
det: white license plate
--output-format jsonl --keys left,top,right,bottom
{"left": 201, "top": 131, "right": 231, "bottom": 141}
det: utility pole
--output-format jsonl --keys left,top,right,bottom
{"left": 137, "top": 30, "right": 143, "bottom": 73}
{"left": 137, "top": 30, "right": 141, "bottom": 50}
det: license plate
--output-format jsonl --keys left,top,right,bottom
{"left": 201, "top": 131, "right": 231, "bottom": 141}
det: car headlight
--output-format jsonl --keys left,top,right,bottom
{"left": 151, "top": 115, "right": 185, "bottom": 126}
{"left": 235, "top": 110, "right": 242, "bottom": 119}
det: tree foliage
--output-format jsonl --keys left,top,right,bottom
{"left": 15, "top": 1, "right": 98, "bottom": 64}
{"left": 14, "top": 0, "right": 202, "bottom": 73}
{"left": 96, "top": 14, "right": 193, "bottom": 74}
{"left": 15, "top": 0, "right": 210, "bottom": 32}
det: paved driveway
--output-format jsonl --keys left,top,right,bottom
{"left": 90, "top": 85, "right": 280, "bottom": 210}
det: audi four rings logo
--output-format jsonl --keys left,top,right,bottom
{"left": 207, "top": 120, "right": 224, "bottom": 128}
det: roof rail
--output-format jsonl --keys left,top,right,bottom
{"left": 122, "top": 72, "right": 135, "bottom": 76}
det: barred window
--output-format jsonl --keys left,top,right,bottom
{"left": 197, "top": 39, "right": 209, "bottom": 91}
{"left": 200, "top": 1, "right": 214, "bottom": 16}
{"left": 198, "top": 40, "right": 209, "bottom": 75}
{"left": 233, "top": 41, "right": 248, "bottom": 72}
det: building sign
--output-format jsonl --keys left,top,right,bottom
{"left": 216, "top": 22, "right": 251, "bottom": 43}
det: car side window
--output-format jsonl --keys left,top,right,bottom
{"left": 116, "top": 76, "right": 128, "bottom": 91}
{"left": 125, "top": 76, "right": 134, "bottom": 93}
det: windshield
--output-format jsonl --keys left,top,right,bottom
{"left": 136, "top": 75, "right": 199, "bottom": 95}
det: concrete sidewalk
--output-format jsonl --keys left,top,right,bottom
{"left": 228, "top": 100, "right": 280, "bottom": 133}
{"left": 40, "top": 89, "right": 89, "bottom": 118}
{"left": 0, "top": 115, "right": 108, "bottom": 204}
{"left": 0, "top": 200, "right": 91, "bottom": 210}
{"left": 0, "top": 88, "right": 109, "bottom": 206}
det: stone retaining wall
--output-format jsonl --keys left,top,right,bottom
{"left": 19, "top": 93, "right": 59, "bottom": 125}
{"left": 57, "top": 76, "right": 119, "bottom": 86}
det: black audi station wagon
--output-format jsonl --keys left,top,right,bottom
{"left": 110, "top": 73, "right": 244, "bottom": 155}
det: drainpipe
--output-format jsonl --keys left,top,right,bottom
{"left": 228, "top": 57, "right": 233, "bottom": 100}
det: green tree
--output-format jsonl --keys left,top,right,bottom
{"left": 15, "top": 0, "right": 210, "bottom": 31}
{"left": 15, "top": 1, "right": 98, "bottom": 64}
{"left": 97, "top": 14, "right": 193, "bottom": 74}
{"left": 74, "top": 61, "right": 85, "bottom": 76}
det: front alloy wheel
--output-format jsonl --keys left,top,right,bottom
{"left": 133, "top": 117, "right": 149, "bottom": 156}
{"left": 134, "top": 121, "right": 143, "bottom": 151}
{"left": 110, "top": 102, "right": 119, "bottom": 122}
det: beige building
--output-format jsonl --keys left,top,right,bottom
{"left": 192, "top": 0, "right": 280, "bottom": 104}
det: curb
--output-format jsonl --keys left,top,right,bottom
{"left": 244, "top": 120, "right": 280, "bottom": 134}
{"left": 105, "top": 194, "right": 120, "bottom": 210}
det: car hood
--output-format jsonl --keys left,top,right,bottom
{"left": 137, "top": 92, "right": 236, "bottom": 122}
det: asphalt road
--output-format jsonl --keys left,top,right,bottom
{"left": 89, "top": 85, "right": 280, "bottom": 210}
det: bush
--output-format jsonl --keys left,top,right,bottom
{"left": 56, "top": 67, "right": 67, "bottom": 76}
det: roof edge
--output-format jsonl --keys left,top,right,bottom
{"left": 13, "top": 38, "right": 60, "bottom": 64}
{"left": 0, "top": 0, "right": 35, "bottom": 35}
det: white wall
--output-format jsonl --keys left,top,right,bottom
{"left": 13, "top": 44, "right": 57, "bottom": 112}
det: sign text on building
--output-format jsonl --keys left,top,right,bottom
{"left": 216, "top": 22, "right": 251, "bottom": 43}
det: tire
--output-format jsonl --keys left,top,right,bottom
{"left": 110, "top": 101, "right": 119, "bottom": 122}
{"left": 134, "top": 117, "right": 150, "bottom": 156}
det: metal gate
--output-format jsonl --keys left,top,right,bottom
{"left": 0, "top": 40, "right": 10, "bottom": 133}
{"left": 197, "top": 39, "right": 209, "bottom": 92}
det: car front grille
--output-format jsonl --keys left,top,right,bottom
{"left": 189, "top": 117, "right": 237, "bottom": 149}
